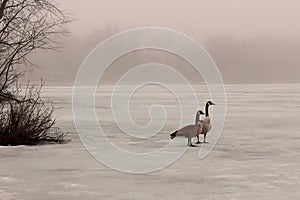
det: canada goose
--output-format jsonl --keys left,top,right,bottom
{"left": 170, "top": 110, "right": 205, "bottom": 147}
{"left": 196, "top": 101, "right": 215, "bottom": 144}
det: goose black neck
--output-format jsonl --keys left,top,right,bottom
{"left": 205, "top": 103, "right": 209, "bottom": 117}
{"left": 195, "top": 112, "right": 200, "bottom": 125}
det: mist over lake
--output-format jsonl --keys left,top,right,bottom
{"left": 1, "top": 84, "right": 299, "bottom": 199}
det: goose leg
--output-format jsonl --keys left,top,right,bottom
{"left": 195, "top": 135, "right": 202, "bottom": 144}
{"left": 188, "top": 138, "right": 196, "bottom": 147}
{"left": 203, "top": 134, "right": 208, "bottom": 143}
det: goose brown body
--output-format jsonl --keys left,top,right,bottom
{"left": 176, "top": 122, "right": 203, "bottom": 139}
{"left": 196, "top": 101, "right": 215, "bottom": 144}
{"left": 170, "top": 110, "right": 204, "bottom": 147}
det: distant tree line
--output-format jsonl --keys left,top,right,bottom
{"left": 27, "top": 32, "right": 300, "bottom": 84}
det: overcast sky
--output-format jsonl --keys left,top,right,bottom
{"left": 58, "top": 0, "right": 300, "bottom": 39}
{"left": 26, "top": 0, "right": 299, "bottom": 84}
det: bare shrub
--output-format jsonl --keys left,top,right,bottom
{"left": 0, "top": 83, "right": 68, "bottom": 146}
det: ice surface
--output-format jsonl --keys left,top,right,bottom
{"left": 0, "top": 84, "right": 300, "bottom": 199}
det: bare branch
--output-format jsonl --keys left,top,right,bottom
{"left": 0, "top": 0, "right": 70, "bottom": 145}
{"left": 0, "top": 0, "right": 9, "bottom": 20}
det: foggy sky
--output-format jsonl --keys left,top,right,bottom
{"left": 24, "top": 0, "right": 300, "bottom": 84}
{"left": 59, "top": 0, "right": 300, "bottom": 39}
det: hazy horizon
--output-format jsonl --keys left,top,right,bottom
{"left": 23, "top": 0, "right": 300, "bottom": 84}
{"left": 60, "top": 0, "right": 300, "bottom": 39}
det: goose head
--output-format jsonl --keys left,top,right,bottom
{"left": 197, "top": 110, "right": 205, "bottom": 115}
{"left": 205, "top": 101, "right": 215, "bottom": 117}
{"left": 195, "top": 110, "right": 205, "bottom": 124}
{"left": 206, "top": 101, "right": 215, "bottom": 106}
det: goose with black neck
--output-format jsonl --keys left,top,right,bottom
{"left": 196, "top": 101, "right": 215, "bottom": 144}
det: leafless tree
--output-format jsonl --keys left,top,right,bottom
{"left": 0, "top": 0, "right": 70, "bottom": 145}
{"left": 0, "top": 0, "right": 69, "bottom": 102}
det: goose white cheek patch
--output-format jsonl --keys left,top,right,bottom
{"left": 72, "top": 27, "right": 226, "bottom": 173}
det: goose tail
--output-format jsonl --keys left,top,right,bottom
{"left": 170, "top": 131, "right": 178, "bottom": 139}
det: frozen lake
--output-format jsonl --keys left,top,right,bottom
{"left": 0, "top": 84, "right": 300, "bottom": 200}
